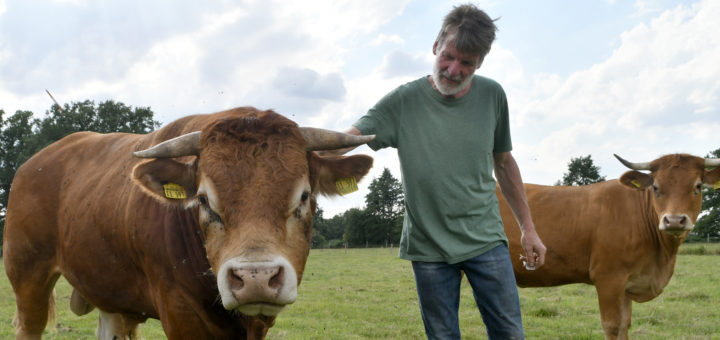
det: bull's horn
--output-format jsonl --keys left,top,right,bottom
{"left": 133, "top": 131, "right": 202, "bottom": 158}
{"left": 707, "top": 158, "right": 720, "bottom": 168}
{"left": 300, "top": 127, "right": 375, "bottom": 151}
{"left": 614, "top": 154, "right": 651, "bottom": 171}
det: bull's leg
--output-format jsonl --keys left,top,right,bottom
{"left": 595, "top": 282, "right": 632, "bottom": 340}
{"left": 7, "top": 268, "right": 60, "bottom": 340}
{"left": 96, "top": 310, "right": 141, "bottom": 340}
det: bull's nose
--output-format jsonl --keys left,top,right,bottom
{"left": 228, "top": 264, "right": 284, "bottom": 302}
{"left": 217, "top": 257, "right": 298, "bottom": 315}
{"left": 660, "top": 213, "right": 691, "bottom": 232}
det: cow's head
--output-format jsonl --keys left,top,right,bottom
{"left": 616, "top": 153, "right": 720, "bottom": 235}
{"left": 131, "top": 110, "right": 373, "bottom": 317}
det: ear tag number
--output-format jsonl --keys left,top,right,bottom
{"left": 336, "top": 177, "right": 359, "bottom": 196}
{"left": 631, "top": 180, "right": 642, "bottom": 188}
{"left": 163, "top": 182, "right": 187, "bottom": 199}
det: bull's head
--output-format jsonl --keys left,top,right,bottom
{"left": 615, "top": 154, "right": 720, "bottom": 235}
{"left": 130, "top": 110, "right": 373, "bottom": 317}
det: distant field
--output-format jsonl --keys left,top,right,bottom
{"left": 2, "top": 245, "right": 720, "bottom": 339}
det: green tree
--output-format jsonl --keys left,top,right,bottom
{"left": 693, "top": 148, "right": 720, "bottom": 242}
{"left": 311, "top": 207, "right": 329, "bottom": 248}
{"left": 364, "top": 168, "right": 404, "bottom": 246}
{"left": 558, "top": 155, "right": 606, "bottom": 186}
{"left": 342, "top": 208, "right": 378, "bottom": 247}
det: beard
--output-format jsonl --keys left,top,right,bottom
{"left": 431, "top": 63, "right": 474, "bottom": 96}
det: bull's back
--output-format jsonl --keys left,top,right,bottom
{"left": 5, "top": 131, "right": 143, "bottom": 255}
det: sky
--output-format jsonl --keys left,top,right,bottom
{"left": 1, "top": 0, "right": 719, "bottom": 217}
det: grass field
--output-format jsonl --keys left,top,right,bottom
{"left": 2, "top": 245, "right": 720, "bottom": 339}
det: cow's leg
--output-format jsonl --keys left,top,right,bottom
{"left": 8, "top": 269, "right": 60, "bottom": 340}
{"left": 96, "top": 310, "right": 141, "bottom": 340}
{"left": 595, "top": 282, "right": 632, "bottom": 340}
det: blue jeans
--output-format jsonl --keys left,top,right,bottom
{"left": 411, "top": 244, "right": 524, "bottom": 340}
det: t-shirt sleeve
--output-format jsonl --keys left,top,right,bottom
{"left": 493, "top": 85, "right": 512, "bottom": 153}
{"left": 352, "top": 89, "right": 401, "bottom": 151}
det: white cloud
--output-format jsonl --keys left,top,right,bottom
{"left": 372, "top": 33, "right": 405, "bottom": 46}
{"left": 377, "top": 50, "right": 431, "bottom": 78}
{"left": 494, "top": 0, "right": 720, "bottom": 185}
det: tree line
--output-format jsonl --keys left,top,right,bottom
{"left": 1, "top": 100, "right": 718, "bottom": 255}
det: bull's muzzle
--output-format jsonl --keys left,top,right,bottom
{"left": 659, "top": 213, "right": 693, "bottom": 235}
{"left": 217, "top": 257, "right": 298, "bottom": 316}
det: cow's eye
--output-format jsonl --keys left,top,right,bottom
{"left": 695, "top": 182, "right": 703, "bottom": 193}
{"left": 652, "top": 185, "right": 660, "bottom": 195}
{"left": 198, "top": 194, "right": 209, "bottom": 206}
{"left": 300, "top": 192, "right": 310, "bottom": 203}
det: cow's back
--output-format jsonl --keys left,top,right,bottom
{"left": 499, "top": 181, "right": 646, "bottom": 287}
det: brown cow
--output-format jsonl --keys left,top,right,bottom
{"left": 500, "top": 153, "right": 720, "bottom": 340}
{"left": 3, "top": 107, "right": 374, "bottom": 339}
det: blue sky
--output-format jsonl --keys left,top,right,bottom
{"left": 1, "top": 0, "right": 718, "bottom": 216}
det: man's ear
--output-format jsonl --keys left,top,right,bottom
{"left": 432, "top": 40, "right": 438, "bottom": 55}
{"left": 703, "top": 167, "right": 720, "bottom": 187}
{"left": 309, "top": 153, "right": 373, "bottom": 197}
{"left": 132, "top": 158, "right": 198, "bottom": 203}
{"left": 619, "top": 171, "right": 654, "bottom": 191}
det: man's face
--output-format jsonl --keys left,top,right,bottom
{"left": 432, "top": 37, "right": 482, "bottom": 97}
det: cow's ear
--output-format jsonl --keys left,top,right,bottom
{"left": 309, "top": 153, "right": 373, "bottom": 197}
{"left": 619, "top": 170, "right": 653, "bottom": 190}
{"left": 703, "top": 167, "right": 720, "bottom": 187}
{"left": 132, "top": 158, "right": 198, "bottom": 203}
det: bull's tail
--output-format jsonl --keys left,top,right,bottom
{"left": 48, "top": 289, "right": 57, "bottom": 331}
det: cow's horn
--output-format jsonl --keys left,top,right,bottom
{"left": 706, "top": 158, "right": 720, "bottom": 168}
{"left": 300, "top": 127, "right": 375, "bottom": 151}
{"left": 133, "top": 131, "right": 202, "bottom": 158}
{"left": 614, "top": 154, "right": 651, "bottom": 171}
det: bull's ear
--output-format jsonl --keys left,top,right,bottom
{"left": 309, "top": 153, "right": 373, "bottom": 197}
{"left": 703, "top": 167, "right": 720, "bottom": 187}
{"left": 132, "top": 158, "right": 198, "bottom": 203}
{"left": 619, "top": 170, "right": 653, "bottom": 190}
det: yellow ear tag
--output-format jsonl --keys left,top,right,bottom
{"left": 631, "top": 180, "right": 642, "bottom": 188}
{"left": 714, "top": 181, "right": 720, "bottom": 190}
{"left": 335, "top": 177, "right": 359, "bottom": 196}
{"left": 163, "top": 182, "right": 187, "bottom": 199}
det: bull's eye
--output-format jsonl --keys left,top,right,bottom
{"left": 301, "top": 192, "right": 310, "bottom": 203}
{"left": 198, "top": 194, "right": 208, "bottom": 206}
{"left": 652, "top": 185, "right": 660, "bottom": 196}
{"left": 695, "top": 182, "right": 703, "bottom": 194}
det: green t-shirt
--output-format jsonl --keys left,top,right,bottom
{"left": 354, "top": 75, "right": 512, "bottom": 264}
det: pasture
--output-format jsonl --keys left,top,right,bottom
{"left": 1, "top": 245, "right": 719, "bottom": 339}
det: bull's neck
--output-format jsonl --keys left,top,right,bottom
{"left": 641, "top": 189, "right": 685, "bottom": 269}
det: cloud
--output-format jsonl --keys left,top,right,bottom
{"left": 372, "top": 33, "right": 405, "bottom": 46}
{"left": 508, "top": 0, "right": 720, "bottom": 184}
{"left": 273, "top": 67, "right": 346, "bottom": 101}
{"left": 378, "top": 50, "right": 431, "bottom": 78}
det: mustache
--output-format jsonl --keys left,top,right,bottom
{"left": 440, "top": 71, "right": 463, "bottom": 82}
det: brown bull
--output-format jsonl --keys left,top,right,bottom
{"left": 500, "top": 153, "right": 720, "bottom": 340}
{"left": 3, "top": 107, "right": 374, "bottom": 339}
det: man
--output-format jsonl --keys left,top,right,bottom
{"left": 328, "top": 4, "right": 546, "bottom": 339}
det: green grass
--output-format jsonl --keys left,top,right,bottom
{"left": 2, "top": 247, "right": 720, "bottom": 339}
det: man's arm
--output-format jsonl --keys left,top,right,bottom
{"left": 316, "top": 126, "right": 363, "bottom": 156}
{"left": 493, "top": 151, "right": 546, "bottom": 269}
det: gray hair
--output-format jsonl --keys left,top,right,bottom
{"left": 435, "top": 3, "right": 498, "bottom": 58}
